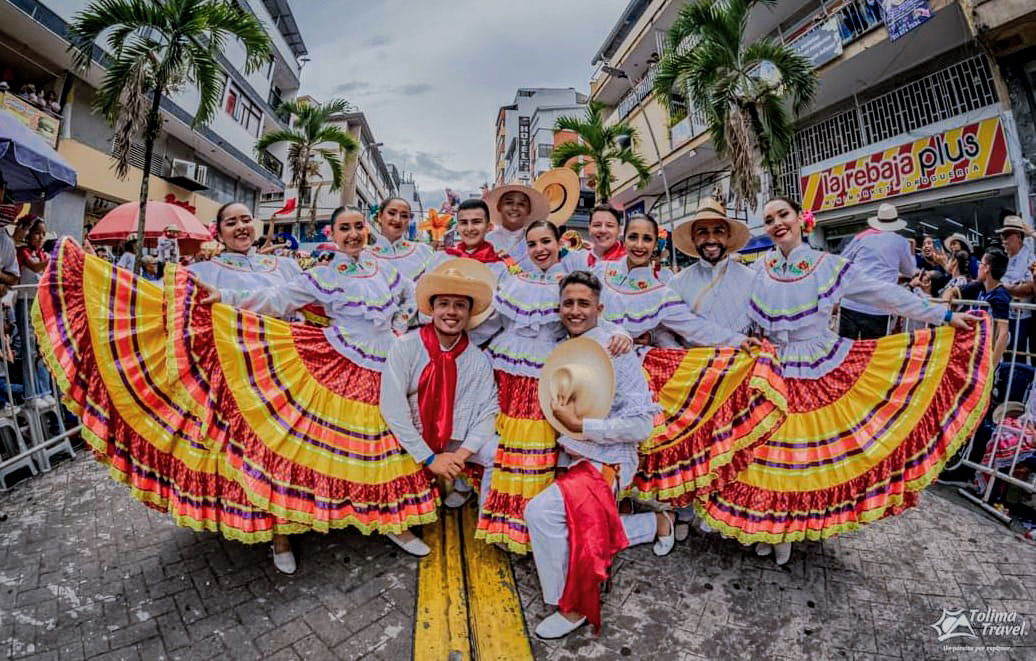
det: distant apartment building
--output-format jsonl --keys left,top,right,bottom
{"left": 495, "top": 88, "right": 588, "bottom": 185}
{"left": 588, "top": 0, "right": 1036, "bottom": 252}
{"left": 0, "top": 0, "right": 306, "bottom": 239}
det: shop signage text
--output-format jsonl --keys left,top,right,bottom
{"left": 1, "top": 92, "right": 59, "bottom": 148}
{"left": 518, "top": 116, "right": 530, "bottom": 173}
{"left": 800, "top": 116, "right": 1011, "bottom": 213}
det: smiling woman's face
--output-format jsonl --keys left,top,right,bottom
{"left": 762, "top": 199, "right": 802, "bottom": 253}
{"left": 218, "top": 204, "right": 257, "bottom": 254}
{"left": 332, "top": 211, "right": 369, "bottom": 257}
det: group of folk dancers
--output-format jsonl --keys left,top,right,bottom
{"left": 33, "top": 170, "right": 992, "bottom": 639}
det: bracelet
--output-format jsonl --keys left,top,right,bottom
{"left": 423, "top": 455, "right": 435, "bottom": 467}
{"left": 944, "top": 309, "right": 953, "bottom": 324}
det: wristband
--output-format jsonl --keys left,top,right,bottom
{"left": 944, "top": 309, "right": 953, "bottom": 324}
{"left": 423, "top": 455, "right": 435, "bottom": 467}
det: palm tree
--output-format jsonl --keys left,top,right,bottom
{"left": 256, "top": 98, "right": 358, "bottom": 241}
{"left": 654, "top": 0, "right": 817, "bottom": 210}
{"left": 550, "top": 100, "right": 652, "bottom": 204}
{"left": 68, "top": 0, "right": 271, "bottom": 272}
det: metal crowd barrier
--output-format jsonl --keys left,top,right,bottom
{"left": 0, "top": 285, "right": 80, "bottom": 489}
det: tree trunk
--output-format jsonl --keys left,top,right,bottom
{"left": 135, "top": 85, "right": 164, "bottom": 274}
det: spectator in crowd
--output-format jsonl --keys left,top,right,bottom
{"left": 42, "top": 90, "right": 60, "bottom": 113}
{"left": 940, "top": 250, "right": 972, "bottom": 296}
{"left": 838, "top": 203, "right": 915, "bottom": 340}
{"left": 117, "top": 238, "right": 137, "bottom": 271}
{"left": 140, "top": 255, "right": 161, "bottom": 282}
{"left": 157, "top": 225, "right": 181, "bottom": 265}
{"left": 944, "top": 233, "right": 979, "bottom": 278}
{"left": 916, "top": 235, "right": 947, "bottom": 274}
{"left": 996, "top": 215, "right": 1034, "bottom": 362}
{"left": 944, "top": 248, "right": 1011, "bottom": 375}
{"left": 17, "top": 83, "right": 39, "bottom": 105}
{"left": 17, "top": 219, "right": 48, "bottom": 286}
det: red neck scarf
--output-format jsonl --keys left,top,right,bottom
{"left": 417, "top": 323, "right": 470, "bottom": 454}
{"left": 555, "top": 461, "right": 629, "bottom": 634}
{"left": 445, "top": 240, "right": 501, "bottom": 263}
{"left": 587, "top": 241, "right": 626, "bottom": 267}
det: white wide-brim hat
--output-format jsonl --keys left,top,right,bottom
{"left": 418, "top": 258, "right": 495, "bottom": 329}
{"left": 867, "top": 203, "right": 907, "bottom": 232}
{"left": 538, "top": 337, "right": 615, "bottom": 440}
{"left": 996, "top": 215, "right": 1034, "bottom": 238}
{"left": 673, "top": 197, "right": 750, "bottom": 257}
{"left": 485, "top": 182, "right": 551, "bottom": 228}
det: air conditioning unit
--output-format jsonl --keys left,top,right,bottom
{"left": 171, "top": 158, "right": 194, "bottom": 179}
{"left": 168, "top": 159, "right": 209, "bottom": 191}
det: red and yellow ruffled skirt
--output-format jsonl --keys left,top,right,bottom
{"left": 476, "top": 343, "right": 788, "bottom": 554}
{"left": 34, "top": 240, "right": 438, "bottom": 542}
{"left": 695, "top": 319, "right": 993, "bottom": 543}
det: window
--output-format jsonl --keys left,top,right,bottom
{"left": 537, "top": 144, "right": 553, "bottom": 158}
{"left": 225, "top": 87, "right": 239, "bottom": 117}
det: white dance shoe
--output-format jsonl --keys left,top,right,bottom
{"left": 534, "top": 611, "right": 586, "bottom": 639}
{"left": 653, "top": 511, "right": 676, "bottom": 557}
{"left": 271, "top": 547, "right": 297, "bottom": 575}
{"left": 387, "top": 531, "right": 431, "bottom": 557}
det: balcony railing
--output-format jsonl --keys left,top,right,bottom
{"left": 774, "top": 54, "right": 1000, "bottom": 200}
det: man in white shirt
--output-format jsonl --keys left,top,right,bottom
{"left": 839, "top": 203, "right": 915, "bottom": 340}
{"left": 996, "top": 215, "right": 1035, "bottom": 361}
{"left": 379, "top": 263, "right": 499, "bottom": 557}
{"left": 484, "top": 182, "right": 550, "bottom": 267}
{"left": 525, "top": 271, "right": 671, "bottom": 640}
{"left": 669, "top": 198, "right": 755, "bottom": 344}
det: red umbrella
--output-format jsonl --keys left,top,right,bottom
{"left": 88, "top": 201, "right": 211, "bottom": 242}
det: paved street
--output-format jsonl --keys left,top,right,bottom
{"left": 2, "top": 452, "right": 1036, "bottom": 660}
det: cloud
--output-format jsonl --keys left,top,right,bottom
{"left": 365, "top": 34, "right": 390, "bottom": 47}
{"left": 330, "top": 81, "right": 432, "bottom": 98}
{"left": 383, "top": 147, "right": 488, "bottom": 193}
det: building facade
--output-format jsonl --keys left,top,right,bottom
{"left": 590, "top": 0, "right": 1036, "bottom": 254}
{"left": 494, "top": 88, "right": 588, "bottom": 185}
{"left": 0, "top": 0, "right": 305, "bottom": 240}
{"left": 258, "top": 102, "right": 396, "bottom": 241}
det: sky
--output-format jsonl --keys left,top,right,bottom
{"left": 292, "top": 0, "right": 628, "bottom": 211}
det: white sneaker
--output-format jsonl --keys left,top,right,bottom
{"left": 387, "top": 531, "right": 431, "bottom": 557}
{"left": 653, "top": 511, "right": 676, "bottom": 557}
{"left": 444, "top": 489, "right": 472, "bottom": 509}
{"left": 534, "top": 611, "right": 586, "bottom": 640}
{"left": 755, "top": 543, "right": 773, "bottom": 557}
{"left": 271, "top": 547, "right": 297, "bottom": 575}
{"left": 774, "top": 542, "right": 792, "bottom": 566}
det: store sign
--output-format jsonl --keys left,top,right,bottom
{"left": 790, "top": 18, "right": 844, "bottom": 68}
{"left": 800, "top": 116, "right": 1012, "bottom": 213}
{"left": 1, "top": 93, "right": 59, "bottom": 148}
{"left": 518, "top": 116, "right": 531, "bottom": 173}
{"left": 882, "top": 0, "right": 933, "bottom": 41}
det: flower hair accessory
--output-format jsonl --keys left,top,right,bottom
{"left": 801, "top": 209, "right": 816, "bottom": 233}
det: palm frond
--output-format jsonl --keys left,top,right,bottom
{"left": 550, "top": 141, "right": 594, "bottom": 169}
{"left": 256, "top": 128, "right": 303, "bottom": 152}
{"left": 201, "top": 0, "right": 271, "bottom": 74}
{"left": 67, "top": 0, "right": 162, "bottom": 71}
{"left": 318, "top": 148, "right": 346, "bottom": 191}
{"left": 314, "top": 126, "right": 359, "bottom": 155}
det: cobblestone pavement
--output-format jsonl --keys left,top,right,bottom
{"left": 3, "top": 453, "right": 1036, "bottom": 660}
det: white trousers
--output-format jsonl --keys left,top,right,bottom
{"left": 524, "top": 461, "right": 656, "bottom": 606}
{"left": 447, "top": 435, "right": 497, "bottom": 507}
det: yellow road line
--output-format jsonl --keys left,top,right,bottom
{"left": 413, "top": 506, "right": 534, "bottom": 661}
{"left": 460, "top": 505, "right": 534, "bottom": 661}
{"left": 414, "top": 512, "right": 472, "bottom": 660}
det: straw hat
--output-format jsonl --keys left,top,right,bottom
{"left": 538, "top": 337, "right": 615, "bottom": 440}
{"left": 944, "top": 233, "right": 972, "bottom": 253}
{"left": 533, "top": 168, "right": 581, "bottom": 226}
{"left": 993, "top": 401, "right": 1026, "bottom": 425}
{"left": 164, "top": 224, "right": 181, "bottom": 233}
{"left": 996, "top": 215, "right": 1033, "bottom": 238}
{"left": 867, "top": 203, "right": 907, "bottom": 232}
{"left": 485, "top": 181, "right": 550, "bottom": 227}
{"left": 417, "top": 258, "right": 494, "bottom": 329}
{"left": 673, "top": 198, "right": 750, "bottom": 257}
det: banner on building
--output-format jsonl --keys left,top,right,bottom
{"left": 882, "top": 0, "right": 932, "bottom": 41}
{"left": 790, "top": 18, "right": 843, "bottom": 68}
{"left": 1, "top": 93, "right": 59, "bottom": 147}
{"left": 800, "top": 116, "right": 1012, "bottom": 213}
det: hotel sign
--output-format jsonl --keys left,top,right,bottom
{"left": 800, "top": 116, "right": 1012, "bottom": 213}
{"left": 518, "top": 116, "right": 530, "bottom": 173}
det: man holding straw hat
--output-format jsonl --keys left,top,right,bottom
{"left": 379, "top": 258, "right": 500, "bottom": 556}
{"left": 525, "top": 271, "right": 672, "bottom": 640}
